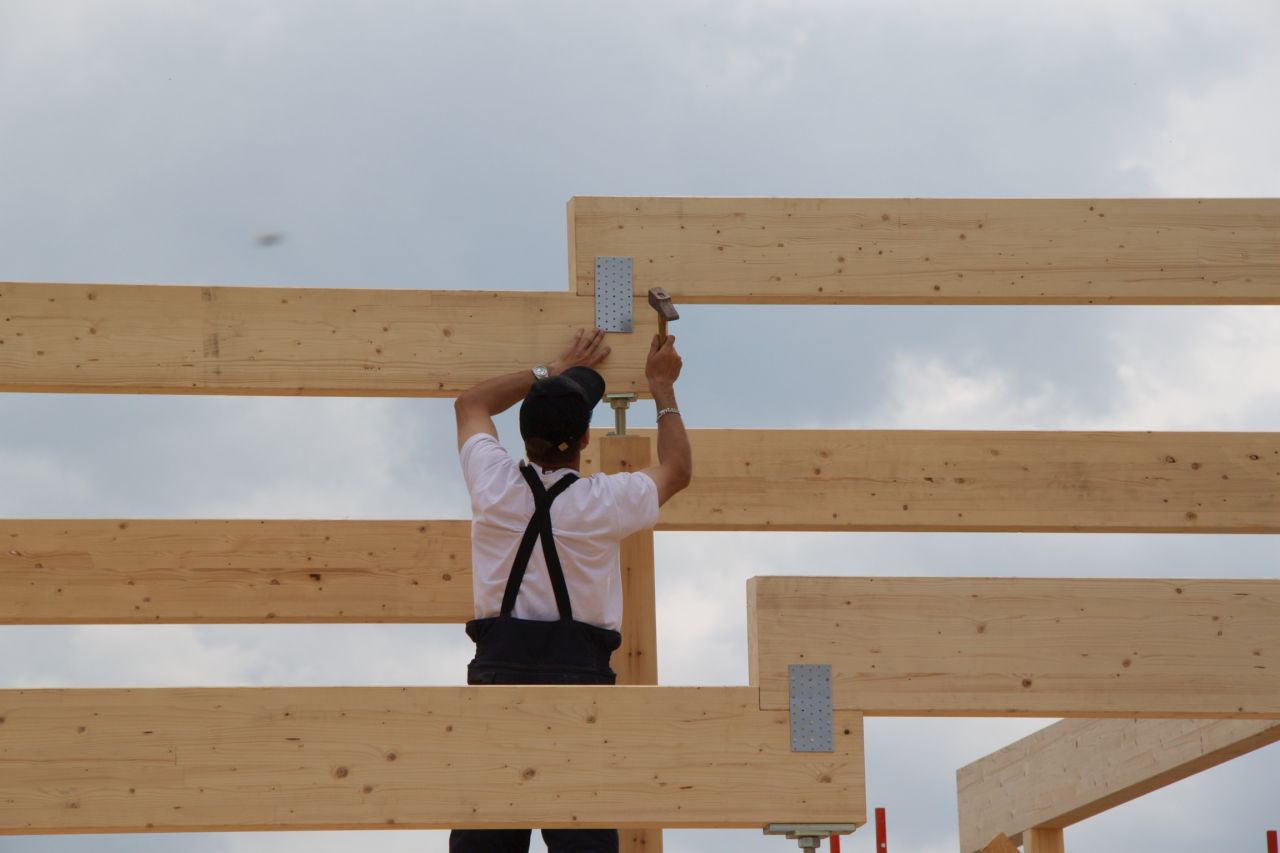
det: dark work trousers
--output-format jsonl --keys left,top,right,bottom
{"left": 450, "top": 465, "right": 621, "bottom": 853}
{"left": 449, "top": 828, "right": 618, "bottom": 853}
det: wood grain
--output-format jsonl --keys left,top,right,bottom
{"left": 8, "top": 426, "right": 1279, "bottom": 624}
{"left": 599, "top": 436, "right": 659, "bottom": 685}
{"left": 570, "top": 197, "right": 1280, "bottom": 304}
{"left": 0, "top": 520, "right": 473, "bottom": 624}
{"left": 587, "top": 429, "right": 1280, "bottom": 533}
{"left": 749, "top": 576, "right": 1280, "bottom": 717}
{"left": 0, "top": 686, "right": 865, "bottom": 834}
{"left": 8, "top": 429, "right": 1275, "bottom": 625}
{"left": 956, "top": 717, "right": 1280, "bottom": 852}
{"left": 1025, "top": 828, "right": 1065, "bottom": 853}
{"left": 0, "top": 283, "right": 655, "bottom": 397}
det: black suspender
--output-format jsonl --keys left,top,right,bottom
{"left": 499, "top": 464, "right": 579, "bottom": 622}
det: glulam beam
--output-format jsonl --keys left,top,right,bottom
{"left": 588, "top": 429, "right": 1280, "bottom": 534}
{"left": 0, "top": 686, "right": 865, "bottom": 834}
{"left": 0, "top": 283, "right": 654, "bottom": 396}
{"left": 0, "top": 520, "right": 472, "bottom": 624}
{"left": 956, "top": 717, "right": 1280, "bottom": 853}
{"left": 749, "top": 576, "right": 1280, "bottom": 717}
{"left": 569, "top": 196, "right": 1280, "bottom": 304}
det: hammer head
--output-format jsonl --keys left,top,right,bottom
{"left": 647, "top": 287, "right": 679, "bottom": 322}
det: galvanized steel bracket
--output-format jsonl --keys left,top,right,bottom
{"left": 788, "top": 663, "right": 834, "bottom": 753}
{"left": 594, "top": 256, "right": 632, "bottom": 332}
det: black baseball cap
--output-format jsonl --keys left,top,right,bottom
{"left": 519, "top": 366, "right": 606, "bottom": 451}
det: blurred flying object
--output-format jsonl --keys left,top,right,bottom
{"left": 256, "top": 233, "right": 285, "bottom": 248}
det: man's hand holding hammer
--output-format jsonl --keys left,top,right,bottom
{"left": 641, "top": 331, "right": 691, "bottom": 507}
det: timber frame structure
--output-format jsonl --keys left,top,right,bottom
{"left": 2, "top": 197, "right": 1278, "bottom": 852}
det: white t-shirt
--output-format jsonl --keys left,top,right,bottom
{"left": 460, "top": 433, "right": 660, "bottom": 631}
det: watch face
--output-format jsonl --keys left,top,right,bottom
{"left": 533, "top": 366, "right": 549, "bottom": 380}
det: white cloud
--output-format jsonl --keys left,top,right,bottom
{"left": 855, "top": 308, "right": 1280, "bottom": 431}
{"left": 0, "top": 1, "right": 283, "bottom": 111}
{"left": 53, "top": 626, "right": 261, "bottom": 688}
{"left": 1107, "top": 308, "right": 1280, "bottom": 430}
{"left": 665, "top": 15, "right": 811, "bottom": 98}
{"left": 176, "top": 397, "right": 454, "bottom": 520}
{"left": 0, "top": 624, "right": 471, "bottom": 690}
{"left": 859, "top": 355, "right": 1070, "bottom": 430}
{"left": 240, "top": 625, "right": 471, "bottom": 687}
{"left": 1125, "top": 57, "right": 1280, "bottom": 195}
{"left": 0, "top": 452, "right": 95, "bottom": 515}
{"left": 0, "top": 395, "right": 463, "bottom": 520}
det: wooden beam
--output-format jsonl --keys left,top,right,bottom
{"left": 600, "top": 436, "right": 659, "bottom": 686}
{"left": 1024, "top": 828, "right": 1064, "bottom": 853}
{"left": 0, "top": 283, "right": 655, "bottom": 397}
{"left": 8, "top": 421, "right": 1280, "bottom": 624}
{"left": 956, "top": 717, "right": 1280, "bottom": 853}
{"left": 0, "top": 686, "right": 865, "bottom": 834}
{"left": 587, "top": 429, "right": 1280, "bottom": 533}
{"left": 569, "top": 197, "right": 1280, "bottom": 304}
{"left": 748, "top": 576, "right": 1280, "bottom": 717}
{"left": 0, "top": 520, "right": 473, "bottom": 624}
{"left": 7, "top": 425, "right": 1279, "bottom": 624}
{"left": 600, "top": 434, "right": 662, "bottom": 853}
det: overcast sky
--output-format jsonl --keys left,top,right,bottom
{"left": 2, "top": 2, "right": 1278, "bottom": 852}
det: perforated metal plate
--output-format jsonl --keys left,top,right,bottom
{"left": 594, "top": 256, "right": 632, "bottom": 332}
{"left": 788, "top": 663, "right": 834, "bottom": 752}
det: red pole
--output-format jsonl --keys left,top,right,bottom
{"left": 875, "top": 807, "right": 887, "bottom": 852}
{"left": 1266, "top": 829, "right": 1277, "bottom": 853}
{"left": 829, "top": 833, "right": 840, "bottom": 853}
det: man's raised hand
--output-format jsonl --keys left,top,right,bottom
{"left": 645, "top": 334, "right": 682, "bottom": 389}
{"left": 550, "top": 328, "right": 610, "bottom": 375}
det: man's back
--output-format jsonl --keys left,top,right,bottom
{"left": 460, "top": 432, "right": 657, "bottom": 630}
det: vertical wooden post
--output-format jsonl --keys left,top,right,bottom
{"left": 1024, "top": 828, "right": 1065, "bottom": 853}
{"left": 600, "top": 432, "right": 660, "bottom": 853}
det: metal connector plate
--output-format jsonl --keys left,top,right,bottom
{"left": 594, "top": 256, "right": 632, "bottom": 332}
{"left": 788, "top": 663, "right": 834, "bottom": 752}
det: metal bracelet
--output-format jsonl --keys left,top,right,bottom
{"left": 656, "top": 407, "right": 680, "bottom": 420}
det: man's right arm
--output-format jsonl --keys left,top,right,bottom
{"left": 640, "top": 335, "right": 691, "bottom": 507}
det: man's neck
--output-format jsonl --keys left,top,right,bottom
{"left": 529, "top": 457, "right": 581, "bottom": 473}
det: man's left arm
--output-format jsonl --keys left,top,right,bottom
{"left": 454, "top": 328, "right": 610, "bottom": 450}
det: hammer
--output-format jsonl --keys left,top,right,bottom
{"left": 647, "top": 287, "right": 679, "bottom": 345}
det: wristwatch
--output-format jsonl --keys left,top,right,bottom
{"left": 532, "top": 365, "right": 550, "bottom": 380}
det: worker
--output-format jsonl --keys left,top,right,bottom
{"left": 450, "top": 328, "right": 691, "bottom": 853}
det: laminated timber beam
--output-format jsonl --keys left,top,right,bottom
{"left": 586, "top": 429, "right": 1280, "bottom": 533}
{"left": 748, "top": 576, "right": 1280, "bottom": 717}
{"left": 955, "top": 717, "right": 1280, "bottom": 853}
{"left": 0, "top": 686, "right": 866, "bottom": 834}
{"left": 568, "top": 196, "right": 1280, "bottom": 304}
{"left": 5, "top": 427, "right": 1278, "bottom": 623}
{"left": 6, "top": 428, "right": 1275, "bottom": 624}
{"left": 0, "top": 283, "right": 655, "bottom": 397}
{"left": 0, "top": 520, "right": 473, "bottom": 624}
